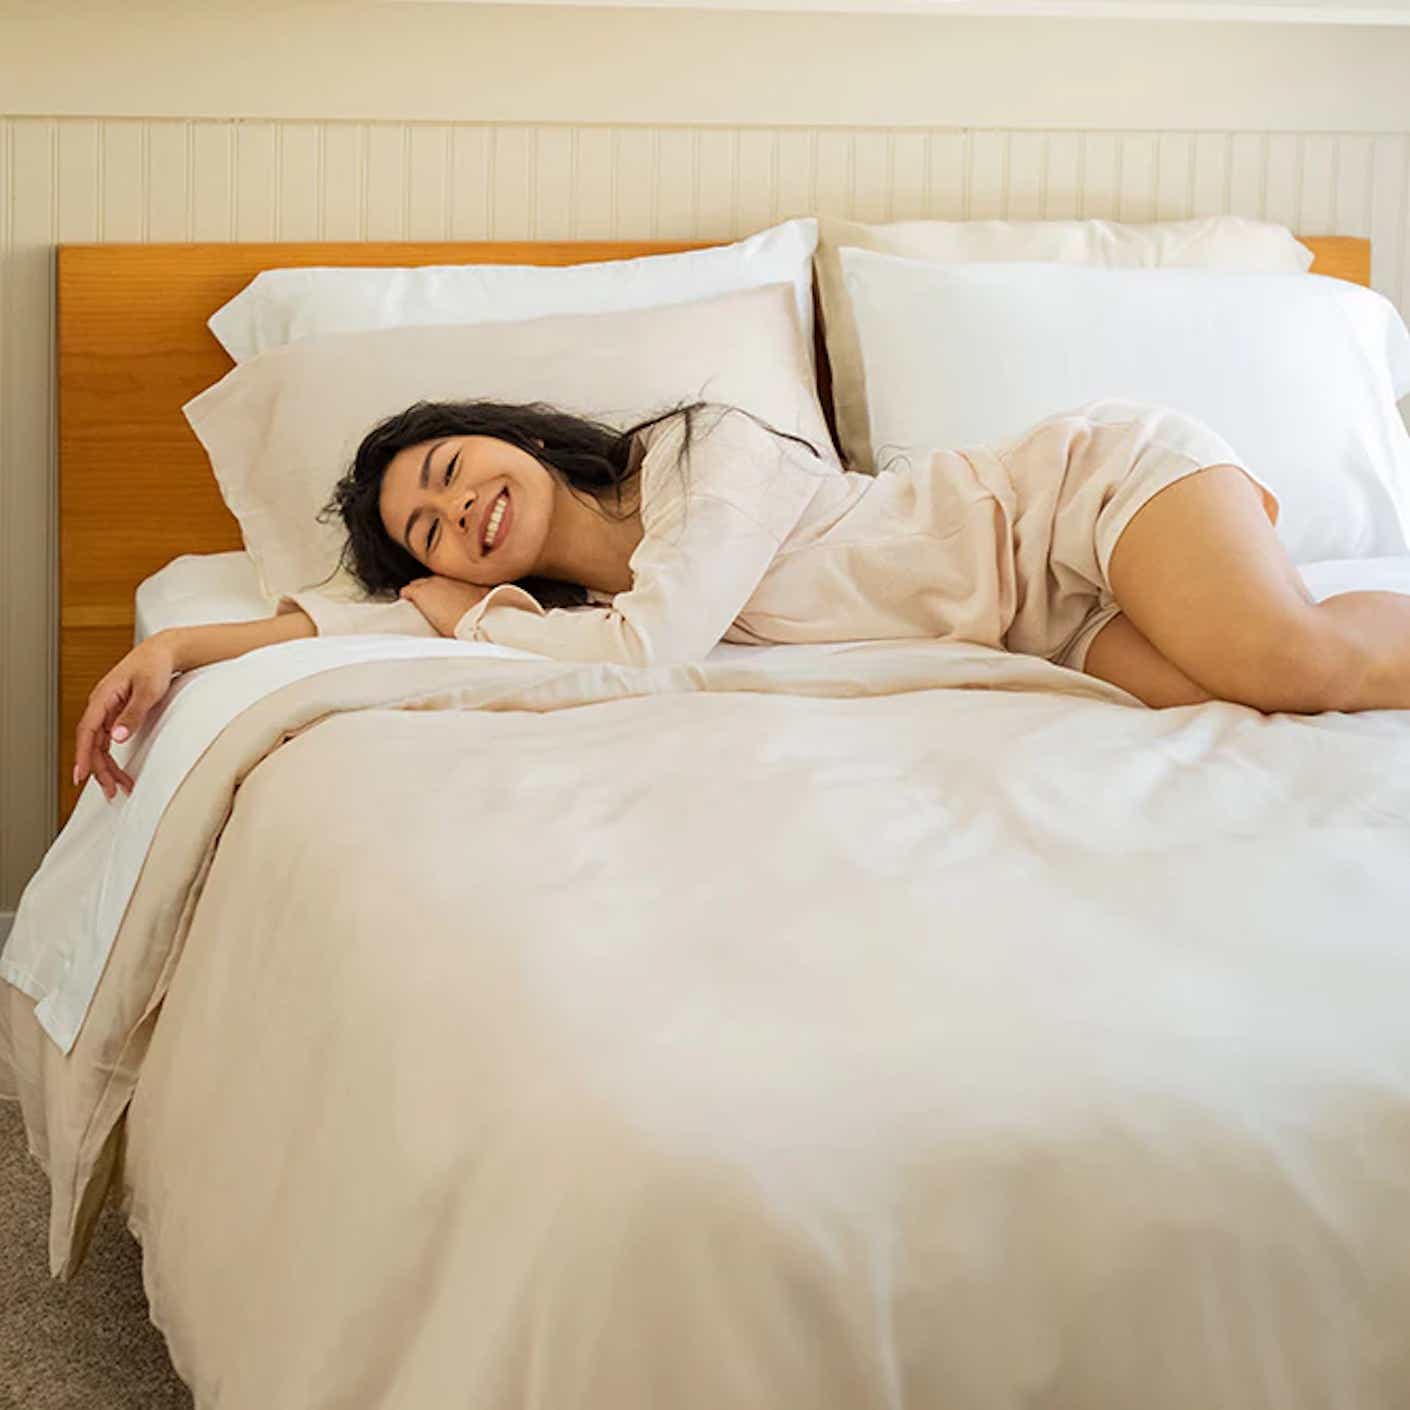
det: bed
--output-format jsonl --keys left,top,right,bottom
{"left": 5, "top": 232, "right": 1410, "bottom": 1409}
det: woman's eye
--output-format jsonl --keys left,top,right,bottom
{"left": 444, "top": 451, "right": 458, "bottom": 485}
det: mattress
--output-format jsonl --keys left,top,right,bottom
{"left": 2, "top": 549, "right": 1408, "bottom": 1409}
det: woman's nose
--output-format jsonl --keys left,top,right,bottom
{"left": 456, "top": 493, "right": 475, "bottom": 530}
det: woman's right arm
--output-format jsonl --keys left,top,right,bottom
{"left": 74, "top": 609, "right": 316, "bottom": 801}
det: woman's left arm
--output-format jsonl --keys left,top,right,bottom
{"left": 450, "top": 494, "right": 793, "bottom": 666}
{"left": 432, "top": 408, "right": 831, "bottom": 666}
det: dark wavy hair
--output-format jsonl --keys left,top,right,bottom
{"left": 316, "top": 399, "right": 823, "bottom": 610}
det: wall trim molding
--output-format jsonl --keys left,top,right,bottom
{"left": 391, "top": 0, "right": 1410, "bottom": 22}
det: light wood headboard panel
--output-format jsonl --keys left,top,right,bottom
{"left": 56, "top": 233, "right": 1369, "bottom": 820}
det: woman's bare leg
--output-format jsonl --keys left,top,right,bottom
{"left": 1098, "top": 464, "right": 1410, "bottom": 714}
{"left": 1081, "top": 613, "right": 1216, "bottom": 708}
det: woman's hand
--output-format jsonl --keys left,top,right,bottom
{"left": 74, "top": 633, "right": 180, "bottom": 801}
{"left": 399, "top": 575, "right": 493, "bottom": 637}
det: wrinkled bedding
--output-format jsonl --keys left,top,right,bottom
{"left": 4, "top": 628, "right": 1409, "bottom": 1408}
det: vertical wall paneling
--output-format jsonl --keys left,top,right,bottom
{"left": 1299, "top": 134, "right": 1338, "bottom": 233}
{"left": 572, "top": 128, "right": 616, "bottom": 239}
{"left": 613, "top": 128, "right": 658, "bottom": 238}
{"left": 1116, "top": 133, "right": 1158, "bottom": 224}
{"left": 2, "top": 114, "right": 1409, "bottom": 909}
{"left": 695, "top": 129, "right": 740, "bottom": 241}
{"left": 4, "top": 119, "right": 57, "bottom": 907}
{"left": 188, "top": 122, "right": 235, "bottom": 241}
{"left": 652, "top": 128, "right": 696, "bottom": 239}
{"left": 234, "top": 122, "right": 278, "bottom": 241}
{"left": 736, "top": 129, "right": 781, "bottom": 235}
{"left": 0, "top": 119, "right": 9, "bottom": 901}
{"left": 277, "top": 123, "right": 323, "bottom": 242}
{"left": 146, "top": 122, "right": 193, "bottom": 241}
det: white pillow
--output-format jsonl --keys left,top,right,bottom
{"left": 208, "top": 218, "right": 818, "bottom": 366}
{"left": 839, "top": 248, "right": 1410, "bottom": 565}
{"left": 816, "top": 215, "right": 1316, "bottom": 474}
{"left": 184, "top": 281, "right": 836, "bottom": 599}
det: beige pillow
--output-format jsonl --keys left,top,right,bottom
{"left": 816, "top": 215, "right": 1316, "bottom": 474}
{"left": 184, "top": 281, "right": 837, "bottom": 598}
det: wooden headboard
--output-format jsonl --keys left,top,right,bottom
{"left": 55, "top": 233, "right": 1370, "bottom": 820}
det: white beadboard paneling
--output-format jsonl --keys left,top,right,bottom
{"left": 1299, "top": 133, "right": 1339, "bottom": 233}
{"left": 4, "top": 118, "right": 59, "bottom": 911}
{"left": 56, "top": 121, "right": 101, "bottom": 243}
{"left": 1265, "top": 131, "right": 1303, "bottom": 230}
{"left": 614, "top": 128, "right": 659, "bottom": 237}
{"left": 2, "top": 114, "right": 1410, "bottom": 911}
{"left": 652, "top": 129, "right": 697, "bottom": 239}
{"left": 448, "top": 126, "right": 491, "bottom": 239}
{"left": 1334, "top": 133, "right": 1374, "bottom": 237}
{"left": 490, "top": 126, "right": 534, "bottom": 240}
{"left": 1006, "top": 131, "right": 1045, "bottom": 222}
{"left": 320, "top": 123, "right": 365, "bottom": 239}
{"left": 277, "top": 122, "right": 324, "bottom": 241}
{"left": 573, "top": 128, "right": 617, "bottom": 239}
{"left": 407, "top": 125, "right": 452, "bottom": 241}
{"left": 189, "top": 122, "right": 236, "bottom": 241}
{"left": 814, "top": 131, "right": 852, "bottom": 227}
{"left": 1229, "top": 132, "right": 1266, "bottom": 219}
{"left": 926, "top": 132, "right": 968, "bottom": 218}
{"left": 737, "top": 129, "right": 782, "bottom": 234}
{"left": 1117, "top": 133, "right": 1159, "bottom": 224}
{"left": 146, "top": 122, "right": 194, "bottom": 241}
{"left": 1081, "top": 133, "right": 1121, "bottom": 220}
{"left": 364, "top": 123, "right": 409, "bottom": 242}
{"left": 889, "top": 131, "right": 929, "bottom": 221}
{"left": 234, "top": 121, "right": 278, "bottom": 241}
{"left": 695, "top": 129, "right": 741, "bottom": 241}
{"left": 0, "top": 121, "right": 8, "bottom": 904}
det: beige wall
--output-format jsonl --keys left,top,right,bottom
{"left": 3, "top": 1, "right": 1410, "bottom": 913}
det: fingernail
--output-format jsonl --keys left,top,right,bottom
{"left": 72, "top": 766, "right": 80, "bottom": 785}
{"left": 112, "top": 724, "right": 129, "bottom": 742}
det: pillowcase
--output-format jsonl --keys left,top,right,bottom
{"left": 816, "top": 215, "right": 1315, "bottom": 473}
{"left": 838, "top": 248, "right": 1410, "bottom": 565}
{"left": 208, "top": 217, "right": 818, "bottom": 366}
{"left": 184, "top": 281, "right": 837, "bottom": 599}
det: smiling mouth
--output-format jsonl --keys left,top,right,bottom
{"left": 481, "top": 487, "right": 510, "bottom": 554}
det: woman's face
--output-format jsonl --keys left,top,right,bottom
{"left": 379, "top": 434, "right": 554, "bottom": 585}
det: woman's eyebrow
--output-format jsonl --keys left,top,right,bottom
{"left": 418, "top": 440, "right": 446, "bottom": 490}
{"left": 403, "top": 440, "right": 449, "bottom": 551}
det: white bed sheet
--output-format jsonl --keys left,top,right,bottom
{"left": 9, "top": 549, "right": 1410, "bottom": 1057}
{"left": 7, "top": 552, "right": 848, "bottom": 1055}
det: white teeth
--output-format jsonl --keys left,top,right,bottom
{"left": 482, "top": 489, "right": 507, "bottom": 550}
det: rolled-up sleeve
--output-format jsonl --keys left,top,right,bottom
{"left": 456, "top": 410, "right": 833, "bottom": 665}
{"left": 276, "top": 590, "right": 441, "bottom": 638}
{"left": 451, "top": 496, "right": 792, "bottom": 665}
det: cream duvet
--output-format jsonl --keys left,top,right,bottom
{"left": 4, "top": 628, "right": 1410, "bottom": 1409}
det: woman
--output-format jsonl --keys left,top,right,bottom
{"left": 74, "top": 397, "right": 1410, "bottom": 801}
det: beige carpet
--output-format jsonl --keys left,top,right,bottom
{"left": 0, "top": 1097, "right": 193, "bottom": 1410}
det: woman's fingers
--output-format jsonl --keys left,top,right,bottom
{"left": 74, "top": 683, "right": 122, "bottom": 786}
{"left": 76, "top": 679, "right": 135, "bottom": 800}
{"left": 93, "top": 720, "right": 134, "bottom": 799}
{"left": 75, "top": 641, "right": 180, "bottom": 803}
{"left": 111, "top": 677, "right": 161, "bottom": 745}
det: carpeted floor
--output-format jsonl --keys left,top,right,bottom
{"left": 0, "top": 1097, "right": 193, "bottom": 1410}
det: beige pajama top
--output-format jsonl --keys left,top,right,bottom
{"left": 280, "top": 399, "right": 1277, "bottom": 672}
